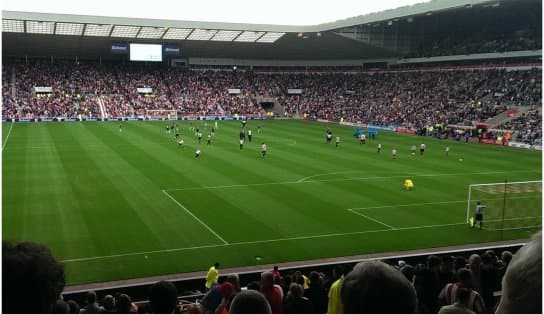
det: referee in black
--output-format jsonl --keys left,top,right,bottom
{"left": 473, "top": 202, "right": 486, "bottom": 229}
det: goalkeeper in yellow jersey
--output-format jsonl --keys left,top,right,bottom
{"left": 404, "top": 179, "right": 414, "bottom": 191}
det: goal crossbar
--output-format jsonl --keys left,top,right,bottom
{"left": 466, "top": 180, "right": 542, "bottom": 227}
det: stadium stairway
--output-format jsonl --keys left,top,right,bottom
{"left": 486, "top": 105, "right": 533, "bottom": 128}
{"left": 256, "top": 95, "right": 286, "bottom": 117}
{"left": 10, "top": 65, "right": 16, "bottom": 97}
{"left": 97, "top": 96, "right": 106, "bottom": 119}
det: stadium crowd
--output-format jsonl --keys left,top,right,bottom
{"left": 2, "top": 61, "right": 541, "bottom": 143}
{"left": 497, "top": 107, "right": 542, "bottom": 145}
{"left": 3, "top": 232, "right": 541, "bottom": 314}
{"left": 409, "top": 27, "right": 541, "bottom": 58}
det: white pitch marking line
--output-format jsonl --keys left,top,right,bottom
{"left": 166, "top": 170, "right": 536, "bottom": 192}
{"left": 299, "top": 170, "right": 530, "bottom": 183}
{"left": 347, "top": 209, "right": 396, "bottom": 229}
{"left": 61, "top": 242, "right": 226, "bottom": 262}
{"left": 162, "top": 190, "right": 229, "bottom": 245}
{"left": 347, "top": 200, "right": 467, "bottom": 211}
{"left": 346, "top": 196, "right": 538, "bottom": 212}
{"left": 60, "top": 216, "right": 540, "bottom": 263}
{"left": 297, "top": 170, "right": 363, "bottom": 183}
{"left": 347, "top": 196, "right": 540, "bottom": 212}
{"left": 2, "top": 123, "right": 14, "bottom": 151}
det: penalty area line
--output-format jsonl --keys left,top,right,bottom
{"left": 161, "top": 190, "right": 229, "bottom": 245}
{"left": 165, "top": 170, "right": 536, "bottom": 192}
{"left": 347, "top": 209, "right": 396, "bottom": 229}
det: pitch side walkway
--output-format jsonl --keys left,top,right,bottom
{"left": 64, "top": 238, "right": 527, "bottom": 293}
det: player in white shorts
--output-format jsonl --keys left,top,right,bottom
{"left": 261, "top": 143, "right": 267, "bottom": 157}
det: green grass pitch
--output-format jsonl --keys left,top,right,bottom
{"left": 2, "top": 120, "right": 541, "bottom": 285}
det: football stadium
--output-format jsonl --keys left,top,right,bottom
{"left": 2, "top": 0, "right": 542, "bottom": 313}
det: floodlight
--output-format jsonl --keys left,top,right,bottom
{"left": 55, "top": 22, "right": 85, "bottom": 36}
{"left": 234, "top": 31, "right": 265, "bottom": 42}
{"left": 187, "top": 29, "right": 217, "bottom": 41}
{"left": 211, "top": 30, "right": 242, "bottom": 41}
{"left": 2, "top": 20, "right": 25, "bottom": 33}
{"left": 84, "top": 24, "right": 113, "bottom": 36}
{"left": 26, "top": 21, "right": 54, "bottom": 34}
{"left": 256, "top": 32, "right": 285, "bottom": 43}
{"left": 110, "top": 25, "right": 140, "bottom": 38}
{"left": 162, "top": 28, "right": 192, "bottom": 40}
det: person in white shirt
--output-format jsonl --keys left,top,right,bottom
{"left": 438, "top": 287, "right": 476, "bottom": 314}
{"left": 261, "top": 143, "right": 267, "bottom": 157}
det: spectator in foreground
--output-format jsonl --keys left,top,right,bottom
{"left": 468, "top": 254, "right": 482, "bottom": 293}
{"left": 246, "top": 281, "right": 261, "bottom": 291}
{"left": 495, "top": 231, "right": 542, "bottom": 314}
{"left": 480, "top": 252, "right": 500, "bottom": 310}
{"left": 80, "top": 291, "right": 103, "bottom": 314}
{"left": 181, "top": 303, "right": 203, "bottom": 314}
{"left": 341, "top": 260, "right": 417, "bottom": 314}
{"left": 328, "top": 265, "right": 350, "bottom": 314}
{"left": 304, "top": 271, "right": 328, "bottom": 314}
{"left": 200, "top": 278, "right": 237, "bottom": 314}
{"left": 149, "top": 281, "right": 178, "bottom": 314}
{"left": 3, "top": 241, "right": 66, "bottom": 314}
{"left": 261, "top": 271, "right": 283, "bottom": 314}
{"left": 438, "top": 268, "right": 486, "bottom": 314}
{"left": 415, "top": 255, "right": 442, "bottom": 314}
{"left": 497, "top": 251, "right": 513, "bottom": 287}
{"left": 100, "top": 295, "right": 116, "bottom": 313}
{"left": 229, "top": 290, "right": 272, "bottom": 314}
{"left": 272, "top": 266, "right": 281, "bottom": 284}
{"left": 438, "top": 287, "right": 476, "bottom": 314}
{"left": 206, "top": 262, "right": 220, "bottom": 290}
{"left": 283, "top": 283, "right": 313, "bottom": 314}
{"left": 66, "top": 300, "right": 80, "bottom": 314}
{"left": 115, "top": 294, "right": 135, "bottom": 314}
{"left": 51, "top": 300, "right": 69, "bottom": 314}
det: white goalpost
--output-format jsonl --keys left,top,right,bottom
{"left": 466, "top": 180, "right": 542, "bottom": 230}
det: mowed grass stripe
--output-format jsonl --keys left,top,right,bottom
{"left": 80, "top": 123, "right": 228, "bottom": 248}
{"left": 3, "top": 121, "right": 541, "bottom": 285}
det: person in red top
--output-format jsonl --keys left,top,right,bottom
{"left": 272, "top": 266, "right": 281, "bottom": 284}
{"left": 261, "top": 271, "right": 283, "bottom": 314}
{"left": 438, "top": 268, "right": 486, "bottom": 314}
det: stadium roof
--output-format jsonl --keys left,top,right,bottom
{"left": 2, "top": 0, "right": 500, "bottom": 43}
{"left": 2, "top": 0, "right": 539, "bottom": 60}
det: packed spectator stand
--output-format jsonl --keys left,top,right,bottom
{"left": 2, "top": 60, "right": 541, "bottom": 144}
{"left": 4, "top": 236, "right": 541, "bottom": 314}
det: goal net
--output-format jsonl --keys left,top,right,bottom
{"left": 466, "top": 181, "right": 542, "bottom": 230}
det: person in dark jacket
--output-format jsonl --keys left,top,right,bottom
{"left": 284, "top": 283, "right": 313, "bottom": 314}
{"left": 303, "top": 271, "right": 328, "bottom": 314}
